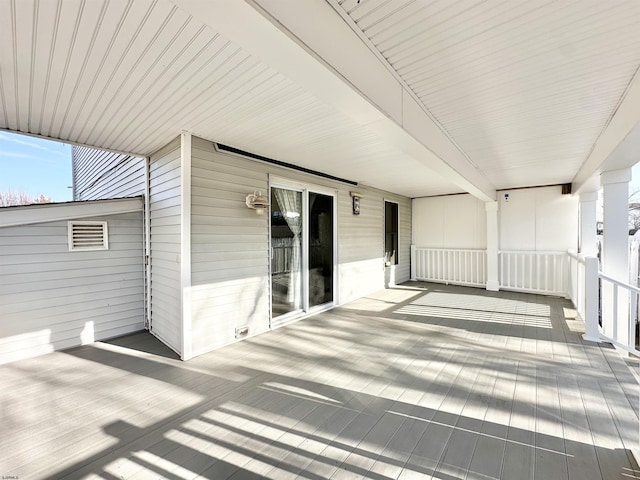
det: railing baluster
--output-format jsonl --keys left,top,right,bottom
{"left": 630, "top": 292, "right": 637, "bottom": 351}
{"left": 510, "top": 253, "right": 514, "bottom": 288}
{"left": 613, "top": 283, "right": 619, "bottom": 340}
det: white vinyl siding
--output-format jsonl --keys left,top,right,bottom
{"left": 149, "top": 138, "right": 182, "bottom": 354}
{"left": 190, "top": 137, "right": 270, "bottom": 355}
{"left": 189, "top": 137, "right": 411, "bottom": 356}
{"left": 0, "top": 211, "right": 144, "bottom": 365}
{"left": 72, "top": 145, "right": 145, "bottom": 201}
{"left": 338, "top": 189, "right": 411, "bottom": 304}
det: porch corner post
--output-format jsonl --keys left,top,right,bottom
{"left": 410, "top": 244, "right": 416, "bottom": 281}
{"left": 582, "top": 256, "right": 601, "bottom": 342}
{"left": 579, "top": 191, "right": 598, "bottom": 257}
{"left": 485, "top": 201, "right": 499, "bottom": 291}
{"left": 601, "top": 168, "right": 632, "bottom": 346}
{"left": 180, "top": 132, "right": 193, "bottom": 361}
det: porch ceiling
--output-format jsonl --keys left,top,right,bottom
{"left": 324, "top": 0, "right": 640, "bottom": 190}
{"left": 1, "top": 1, "right": 640, "bottom": 198}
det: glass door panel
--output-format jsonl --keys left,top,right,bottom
{"left": 271, "top": 188, "right": 303, "bottom": 317}
{"left": 309, "top": 192, "right": 333, "bottom": 308}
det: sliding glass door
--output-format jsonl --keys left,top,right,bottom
{"left": 271, "top": 186, "right": 335, "bottom": 324}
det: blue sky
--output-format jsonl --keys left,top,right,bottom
{"left": 0, "top": 131, "right": 72, "bottom": 202}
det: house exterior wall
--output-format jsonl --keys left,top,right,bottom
{"left": 190, "top": 139, "right": 270, "bottom": 355}
{"left": 412, "top": 187, "right": 578, "bottom": 253}
{"left": 499, "top": 185, "right": 578, "bottom": 252}
{"left": 189, "top": 137, "right": 411, "bottom": 355}
{"left": 412, "top": 194, "right": 487, "bottom": 249}
{"left": 148, "top": 138, "right": 183, "bottom": 355}
{"left": 0, "top": 209, "right": 144, "bottom": 365}
{"left": 338, "top": 188, "right": 411, "bottom": 302}
{"left": 72, "top": 145, "right": 145, "bottom": 201}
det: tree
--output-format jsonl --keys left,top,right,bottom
{"left": 0, "top": 190, "right": 53, "bottom": 207}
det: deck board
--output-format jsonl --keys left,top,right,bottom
{"left": 1, "top": 282, "right": 640, "bottom": 480}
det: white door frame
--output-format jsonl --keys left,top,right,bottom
{"left": 269, "top": 177, "right": 338, "bottom": 326}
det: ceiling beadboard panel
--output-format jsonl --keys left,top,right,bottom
{"left": 337, "top": 0, "right": 640, "bottom": 189}
{"left": 4, "top": 0, "right": 638, "bottom": 195}
{"left": 0, "top": 0, "right": 459, "bottom": 198}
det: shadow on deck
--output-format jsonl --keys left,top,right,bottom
{"left": 2, "top": 282, "right": 640, "bottom": 479}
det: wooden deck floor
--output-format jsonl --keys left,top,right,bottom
{"left": 2, "top": 282, "right": 640, "bottom": 479}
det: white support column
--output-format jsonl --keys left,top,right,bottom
{"left": 486, "top": 201, "right": 500, "bottom": 291}
{"left": 601, "top": 168, "right": 631, "bottom": 346}
{"left": 579, "top": 191, "right": 598, "bottom": 257}
{"left": 180, "top": 132, "right": 193, "bottom": 361}
{"left": 583, "top": 256, "right": 601, "bottom": 342}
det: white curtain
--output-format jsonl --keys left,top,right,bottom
{"left": 274, "top": 188, "right": 302, "bottom": 309}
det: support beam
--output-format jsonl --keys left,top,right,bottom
{"left": 600, "top": 168, "right": 631, "bottom": 345}
{"left": 170, "top": 0, "right": 496, "bottom": 202}
{"left": 486, "top": 201, "right": 500, "bottom": 291}
{"left": 573, "top": 68, "right": 640, "bottom": 193}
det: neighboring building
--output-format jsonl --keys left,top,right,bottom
{"left": 0, "top": 198, "right": 145, "bottom": 364}
{"left": 72, "top": 146, "right": 146, "bottom": 201}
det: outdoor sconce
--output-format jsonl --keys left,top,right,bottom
{"left": 245, "top": 190, "right": 270, "bottom": 215}
{"left": 350, "top": 191, "right": 362, "bottom": 215}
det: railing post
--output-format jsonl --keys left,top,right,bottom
{"left": 410, "top": 244, "right": 416, "bottom": 281}
{"left": 485, "top": 201, "right": 499, "bottom": 291}
{"left": 582, "top": 256, "right": 601, "bottom": 343}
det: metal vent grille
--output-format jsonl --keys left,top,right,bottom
{"left": 68, "top": 221, "right": 108, "bottom": 251}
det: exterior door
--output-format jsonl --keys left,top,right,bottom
{"left": 270, "top": 185, "right": 335, "bottom": 325}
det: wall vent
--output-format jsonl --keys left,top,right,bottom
{"left": 235, "top": 325, "right": 249, "bottom": 339}
{"left": 68, "top": 221, "right": 109, "bottom": 251}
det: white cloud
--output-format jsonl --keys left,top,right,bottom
{"left": 0, "top": 132, "right": 67, "bottom": 156}
{"left": 0, "top": 149, "right": 66, "bottom": 167}
{"left": 0, "top": 149, "right": 38, "bottom": 160}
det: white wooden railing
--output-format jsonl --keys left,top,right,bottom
{"left": 567, "top": 250, "right": 600, "bottom": 342}
{"left": 567, "top": 251, "right": 586, "bottom": 317}
{"left": 411, "top": 246, "right": 486, "bottom": 287}
{"left": 498, "top": 250, "right": 568, "bottom": 296}
{"left": 599, "top": 272, "right": 640, "bottom": 355}
{"left": 567, "top": 249, "right": 640, "bottom": 354}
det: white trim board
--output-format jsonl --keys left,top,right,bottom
{"left": 0, "top": 197, "right": 143, "bottom": 228}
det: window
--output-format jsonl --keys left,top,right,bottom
{"left": 68, "top": 221, "right": 108, "bottom": 251}
{"left": 385, "top": 201, "right": 398, "bottom": 266}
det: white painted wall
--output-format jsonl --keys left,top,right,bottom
{"left": 499, "top": 186, "right": 578, "bottom": 252}
{"left": 412, "top": 194, "right": 487, "bottom": 249}
{"left": 148, "top": 138, "right": 183, "bottom": 355}
{"left": 413, "top": 187, "right": 578, "bottom": 253}
{"left": 72, "top": 145, "right": 145, "bottom": 201}
{"left": 0, "top": 207, "right": 144, "bottom": 365}
{"left": 188, "top": 137, "right": 411, "bottom": 356}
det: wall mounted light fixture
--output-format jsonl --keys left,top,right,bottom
{"left": 350, "top": 191, "right": 362, "bottom": 215}
{"left": 245, "top": 190, "right": 270, "bottom": 215}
